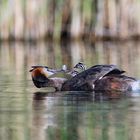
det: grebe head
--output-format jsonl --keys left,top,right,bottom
{"left": 29, "top": 66, "right": 69, "bottom": 90}
{"left": 29, "top": 66, "right": 57, "bottom": 78}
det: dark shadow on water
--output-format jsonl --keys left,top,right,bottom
{"left": 33, "top": 91, "right": 94, "bottom": 102}
{"left": 33, "top": 90, "right": 135, "bottom": 102}
{"left": 94, "top": 90, "right": 133, "bottom": 101}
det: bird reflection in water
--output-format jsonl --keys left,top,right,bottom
{"left": 33, "top": 90, "right": 133, "bottom": 102}
{"left": 32, "top": 91, "right": 95, "bottom": 140}
{"left": 31, "top": 90, "right": 138, "bottom": 140}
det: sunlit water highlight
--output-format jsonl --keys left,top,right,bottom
{"left": 0, "top": 41, "right": 140, "bottom": 140}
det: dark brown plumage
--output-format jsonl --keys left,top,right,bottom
{"left": 61, "top": 65, "right": 136, "bottom": 92}
{"left": 30, "top": 64, "right": 137, "bottom": 92}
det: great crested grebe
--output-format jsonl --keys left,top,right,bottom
{"left": 29, "top": 62, "right": 86, "bottom": 91}
{"left": 30, "top": 63, "right": 137, "bottom": 92}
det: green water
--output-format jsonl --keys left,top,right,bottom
{"left": 0, "top": 41, "right": 140, "bottom": 140}
{"left": 0, "top": 85, "right": 140, "bottom": 140}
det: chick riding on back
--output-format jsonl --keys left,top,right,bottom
{"left": 69, "top": 62, "right": 86, "bottom": 76}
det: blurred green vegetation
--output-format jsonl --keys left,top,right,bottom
{"left": 0, "top": 0, "right": 140, "bottom": 41}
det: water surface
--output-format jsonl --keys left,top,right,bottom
{"left": 0, "top": 41, "right": 140, "bottom": 140}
